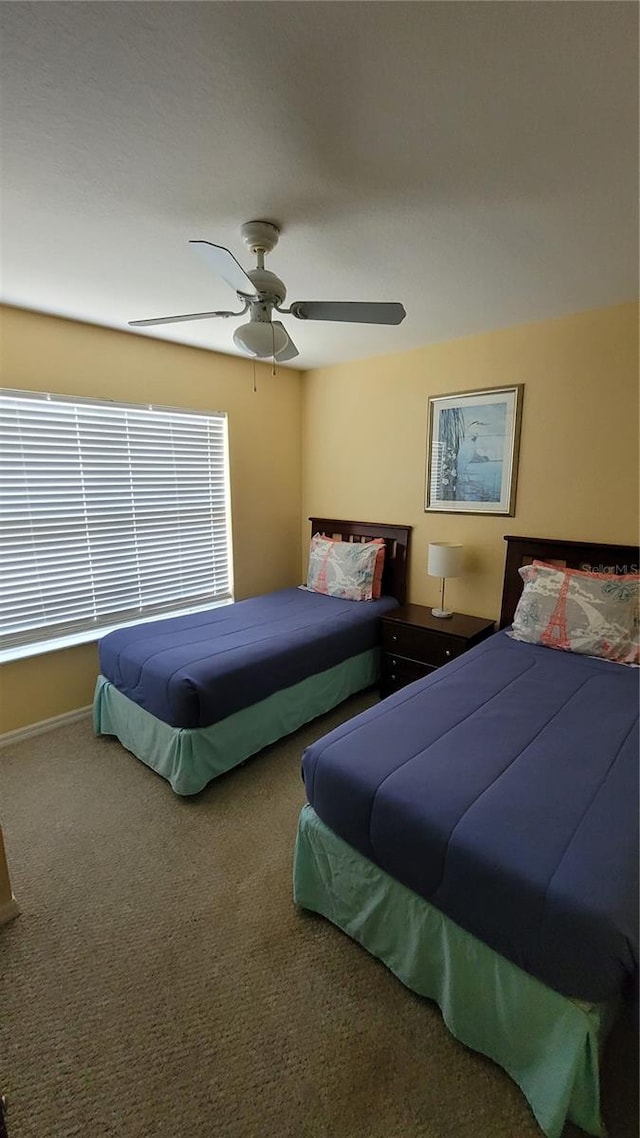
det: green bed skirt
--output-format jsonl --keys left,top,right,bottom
{"left": 293, "top": 804, "right": 617, "bottom": 1138}
{"left": 93, "top": 648, "right": 379, "bottom": 795}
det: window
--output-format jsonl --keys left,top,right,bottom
{"left": 0, "top": 390, "right": 232, "bottom": 659}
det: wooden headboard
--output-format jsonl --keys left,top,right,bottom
{"left": 309, "top": 518, "right": 412, "bottom": 605}
{"left": 500, "top": 534, "right": 639, "bottom": 628}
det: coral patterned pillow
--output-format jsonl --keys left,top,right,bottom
{"left": 306, "top": 534, "right": 383, "bottom": 601}
{"left": 311, "top": 535, "right": 386, "bottom": 598}
{"left": 510, "top": 560, "right": 639, "bottom": 664}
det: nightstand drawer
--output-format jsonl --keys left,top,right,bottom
{"left": 381, "top": 654, "right": 435, "bottom": 696}
{"left": 382, "top": 624, "right": 466, "bottom": 668}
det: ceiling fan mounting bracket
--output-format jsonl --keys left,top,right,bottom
{"left": 240, "top": 220, "right": 280, "bottom": 256}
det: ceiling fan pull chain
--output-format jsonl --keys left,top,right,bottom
{"left": 252, "top": 358, "right": 257, "bottom": 393}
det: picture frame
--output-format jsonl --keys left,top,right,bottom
{"left": 425, "top": 384, "right": 524, "bottom": 515}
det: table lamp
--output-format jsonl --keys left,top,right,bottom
{"left": 428, "top": 542, "right": 464, "bottom": 618}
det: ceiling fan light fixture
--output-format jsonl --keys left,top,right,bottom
{"left": 233, "top": 320, "right": 289, "bottom": 359}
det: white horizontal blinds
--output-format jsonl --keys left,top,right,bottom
{"left": 0, "top": 391, "right": 232, "bottom": 650}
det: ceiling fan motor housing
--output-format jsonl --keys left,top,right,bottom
{"left": 244, "top": 268, "right": 286, "bottom": 309}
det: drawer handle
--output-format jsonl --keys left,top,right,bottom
{"left": 391, "top": 658, "right": 397, "bottom": 666}
{"left": 392, "top": 634, "right": 398, "bottom": 642}
{"left": 391, "top": 674, "right": 396, "bottom": 680}
{"left": 445, "top": 649, "right": 451, "bottom": 657}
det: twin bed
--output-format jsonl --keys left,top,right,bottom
{"left": 294, "top": 534, "right": 638, "bottom": 1138}
{"left": 94, "top": 518, "right": 411, "bottom": 795}
{"left": 94, "top": 525, "right": 637, "bottom": 1138}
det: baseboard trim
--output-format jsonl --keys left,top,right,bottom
{"left": 0, "top": 705, "right": 92, "bottom": 748}
{"left": 0, "top": 896, "right": 20, "bottom": 925}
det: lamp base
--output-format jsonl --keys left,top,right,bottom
{"left": 431, "top": 607, "right": 453, "bottom": 619}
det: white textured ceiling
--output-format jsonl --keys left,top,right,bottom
{"left": 1, "top": 1, "right": 638, "bottom": 369}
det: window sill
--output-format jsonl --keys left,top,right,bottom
{"left": 0, "top": 596, "right": 234, "bottom": 665}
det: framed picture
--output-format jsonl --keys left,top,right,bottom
{"left": 425, "top": 385, "right": 524, "bottom": 515}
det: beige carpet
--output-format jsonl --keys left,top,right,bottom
{"left": 0, "top": 694, "right": 637, "bottom": 1138}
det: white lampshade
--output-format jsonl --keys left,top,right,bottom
{"left": 427, "top": 542, "right": 464, "bottom": 580}
{"left": 233, "top": 320, "right": 289, "bottom": 359}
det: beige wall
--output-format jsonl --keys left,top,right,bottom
{"left": 0, "top": 306, "right": 303, "bottom": 732}
{"left": 2, "top": 301, "right": 638, "bottom": 733}
{"left": 302, "top": 302, "right": 639, "bottom": 620}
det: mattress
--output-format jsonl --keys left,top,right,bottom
{"left": 99, "top": 587, "right": 398, "bottom": 728}
{"left": 302, "top": 631, "right": 639, "bottom": 1003}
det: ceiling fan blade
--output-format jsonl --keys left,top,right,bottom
{"left": 129, "top": 310, "right": 236, "bottom": 327}
{"left": 273, "top": 323, "right": 299, "bottom": 361}
{"left": 189, "top": 240, "right": 257, "bottom": 296}
{"left": 290, "top": 301, "right": 406, "bottom": 325}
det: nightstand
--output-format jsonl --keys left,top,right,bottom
{"left": 380, "top": 604, "right": 495, "bottom": 698}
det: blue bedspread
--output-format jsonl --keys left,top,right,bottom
{"left": 99, "top": 588, "right": 397, "bottom": 729}
{"left": 302, "top": 631, "right": 639, "bottom": 1003}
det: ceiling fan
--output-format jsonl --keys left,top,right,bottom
{"left": 128, "top": 221, "right": 406, "bottom": 362}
